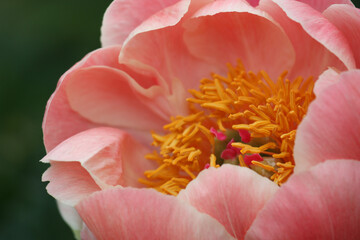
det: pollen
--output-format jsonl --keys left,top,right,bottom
{"left": 140, "top": 60, "right": 315, "bottom": 195}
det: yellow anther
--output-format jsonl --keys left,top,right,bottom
{"left": 217, "top": 119, "right": 227, "bottom": 132}
{"left": 182, "top": 124, "right": 196, "bottom": 137}
{"left": 236, "top": 96, "right": 259, "bottom": 104}
{"left": 144, "top": 164, "right": 168, "bottom": 179}
{"left": 273, "top": 152, "right": 291, "bottom": 158}
{"left": 277, "top": 162, "right": 294, "bottom": 168}
{"left": 188, "top": 149, "right": 201, "bottom": 161}
{"left": 251, "top": 161, "right": 276, "bottom": 172}
{"left": 214, "top": 78, "right": 229, "bottom": 100}
{"left": 201, "top": 101, "right": 233, "bottom": 113}
{"left": 172, "top": 155, "right": 187, "bottom": 165}
{"left": 179, "top": 147, "right": 196, "bottom": 154}
{"left": 186, "top": 98, "right": 207, "bottom": 104}
{"left": 277, "top": 169, "right": 293, "bottom": 184}
{"left": 232, "top": 124, "right": 251, "bottom": 130}
{"left": 151, "top": 133, "right": 167, "bottom": 143}
{"left": 208, "top": 154, "right": 220, "bottom": 168}
{"left": 182, "top": 126, "right": 199, "bottom": 143}
{"left": 225, "top": 88, "right": 238, "bottom": 100}
{"left": 197, "top": 124, "right": 214, "bottom": 143}
{"left": 259, "top": 142, "right": 277, "bottom": 151}
{"left": 229, "top": 112, "right": 244, "bottom": 120}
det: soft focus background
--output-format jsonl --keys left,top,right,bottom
{"left": 0, "top": 0, "right": 359, "bottom": 239}
{"left": 0, "top": 1, "right": 111, "bottom": 239}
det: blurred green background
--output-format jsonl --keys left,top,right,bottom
{"left": 0, "top": 0, "right": 111, "bottom": 239}
{"left": 0, "top": 0, "right": 359, "bottom": 239}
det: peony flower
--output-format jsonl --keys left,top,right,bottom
{"left": 41, "top": 0, "right": 360, "bottom": 239}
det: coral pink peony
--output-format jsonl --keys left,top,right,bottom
{"left": 41, "top": 0, "right": 360, "bottom": 239}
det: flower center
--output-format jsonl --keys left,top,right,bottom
{"left": 139, "top": 60, "right": 315, "bottom": 196}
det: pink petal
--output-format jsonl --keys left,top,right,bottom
{"left": 119, "top": 17, "right": 211, "bottom": 94}
{"left": 313, "top": 68, "right": 339, "bottom": 95}
{"left": 259, "top": 0, "right": 354, "bottom": 79}
{"left": 43, "top": 46, "right": 120, "bottom": 151}
{"left": 324, "top": 4, "right": 360, "bottom": 68}
{"left": 81, "top": 224, "right": 97, "bottom": 240}
{"left": 246, "top": 160, "right": 360, "bottom": 240}
{"left": 120, "top": 0, "right": 296, "bottom": 95}
{"left": 102, "top": 0, "right": 216, "bottom": 47}
{"left": 183, "top": 0, "right": 296, "bottom": 80}
{"left": 57, "top": 201, "right": 83, "bottom": 233}
{"left": 65, "top": 66, "right": 169, "bottom": 131}
{"left": 76, "top": 188, "right": 235, "bottom": 240}
{"left": 42, "top": 161, "right": 100, "bottom": 206}
{"left": 122, "top": 0, "right": 190, "bottom": 44}
{"left": 42, "top": 127, "right": 155, "bottom": 205}
{"left": 294, "top": 0, "right": 354, "bottom": 13}
{"left": 178, "top": 164, "right": 278, "bottom": 239}
{"left": 101, "top": 0, "right": 181, "bottom": 46}
{"left": 274, "top": 0, "right": 356, "bottom": 69}
{"left": 43, "top": 46, "right": 170, "bottom": 152}
{"left": 294, "top": 70, "right": 360, "bottom": 172}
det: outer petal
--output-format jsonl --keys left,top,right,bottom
{"left": 295, "top": 0, "right": 354, "bottom": 12}
{"left": 76, "top": 188, "right": 235, "bottom": 240}
{"left": 120, "top": 0, "right": 216, "bottom": 45}
{"left": 313, "top": 67, "right": 339, "bottom": 95}
{"left": 42, "top": 127, "right": 155, "bottom": 206}
{"left": 100, "top": 0, "right": 181, "bottom": 46}
{"left": 42, "top": 161, "right": 100, "bottom": 207}
{"left": 119, "top": 0, "right": 295, "bottom": 97}
{"left": 43, "top": 46, "right": 118, "bottom": 152}
{"left": 65, "top": 66, "right": 169, "bottom": 132}
{"left": 81, "top": 224, "right": 97, "bottom": 240}
{"left": 57, "top": 201, "right": 83, "bottom": 238}
{"left": 294, "top": 70, "right": 360, "bottom": 172}
{"left": 183, "top": 0, "right": 295, "bottom": 80}
{"left": 119, "top": 3, "right": 211, "bottom": 96}
{"left": 259, "top": 0, "right": 354, "bottom": 78}
{"left": 323, "top": 4, "right": 360, "bottom": 68}
{"left": 246, "top": 160, "right": 360, "bottom": 240}
{"left": 120, "top": 25, "right": 211, "bottom": 99}
{"left": 43, "top": 46, "right": 171, "bottom": 151}
{"left": 178, "top": 164, "right": 278, "bottom": 239}
{"left": 273, "top": 0, "right": 355, "bottom": 69}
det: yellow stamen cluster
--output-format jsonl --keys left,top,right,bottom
{"left": 141, "top": 60, "right": 315, "bottom": 195}
{"left": 139, "top": 112, "right": 214, "bottom": 195}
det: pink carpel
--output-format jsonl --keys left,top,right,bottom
{"left": 239, "top": 129, "right": 251, "bottom": 143}
{"left": 243, "top": 154, "right": 263, "bottom": 166}
{"left": 221, "top": 139, "right": 241, "bottom": 159}
{"left": 210, "top": 127, "right": 226, "bottom": 141}
{"left": 226, "top": 139, "right": 241, "bottom": 155}
{"left": 221, "top": 149, "right": 237, "bottom": 159}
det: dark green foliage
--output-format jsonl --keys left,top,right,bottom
{"left": 0, "top": 1, "right": 111, "bottom": 239}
